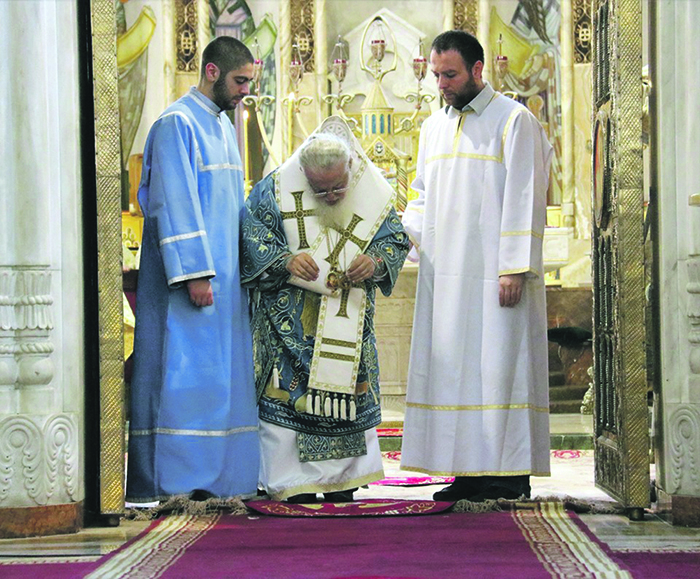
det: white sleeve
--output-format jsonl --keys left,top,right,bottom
{"left": 498, "top": 109, "right": 553, "bottom": 278}
{"left": 402, "top": 124, "right": 427, "bottom": 262}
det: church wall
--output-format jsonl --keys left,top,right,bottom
{"left": 0, "top": 0, "right": 85, "bottom": 536}
{"left": 654, "top": 0, "right": 700, "bottom": 524}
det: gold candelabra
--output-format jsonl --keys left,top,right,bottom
{"left": 241, "top": 45, "right": 278, "bottom": 193}
{"left": 322, "top": 36, "right": 359, "bottom": 131}
{"left": 396, "top": 39, "right": 435, "bottom": 134}
{"left": 281, "top": 43, "right": 313, "bottom": 159}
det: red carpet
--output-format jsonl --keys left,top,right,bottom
{"left": 2, "top": 503, "right": 699, "bottom": 578}
{"left": 247, "top": 498, "right": 454, "bottom": 517}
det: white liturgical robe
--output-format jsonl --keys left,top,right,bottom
{"left": 401, "top": 83, "right": 553, "bottom": 477}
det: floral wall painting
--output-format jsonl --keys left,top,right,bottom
{"left": 116, "top": 0, "right": 156, "bottom": 209}
{"left": 490, "top": 0, "right": 562, "bottom": 205}
{"left": 210, "top": 0, "right": 278, "bottom": 168}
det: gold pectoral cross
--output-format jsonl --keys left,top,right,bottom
{"left": 322, "top": 214, "right": 368, "bottom": 319}
{"left": 280, "top": 190, "right": 315, "bottom": 250}
{"left": 325, "top": 267, "right": 362, "bottom": 319}
{"left": 323, "top": 214, "right": 368, "bottom": 267}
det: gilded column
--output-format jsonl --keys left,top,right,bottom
{"left": 162, "top": 0, "right": 177, "bottom": 106}
{"left": 560, "top": 0, "right": 575, "bottom": 228}
{"left": 280, "top": 0, "right": 292, "bottom": 95}
{"left": 479, "top": 0, "right": 491, "bottom": 80}
{"left": 174, "top": 0, "right": 200, "bottom": 99}
{"left": 444, "top": 0, "right": 454, "bottom": 31}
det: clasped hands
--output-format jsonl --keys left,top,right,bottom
{"left": 287, "top": 253, "right": 375, "bottom": 284}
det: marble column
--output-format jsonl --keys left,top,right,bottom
{"left": 654, "top": 0, "right": 700, "bottom": 526}
{"left": 0, "top": 0, "right": 85, "bottom": 537}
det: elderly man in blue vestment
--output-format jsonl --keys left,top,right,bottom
{"left": 126, "top": 36, "right": 260, "bottom": 504}
{"left": 242, "top": 118, "right": 409, "bottom": 503}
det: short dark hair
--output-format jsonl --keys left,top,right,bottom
{"left": 201, "top": 36, "right": 253, "bottom": 78}
{"left": 431, "top": 30, "right": 484, "bottom": 71}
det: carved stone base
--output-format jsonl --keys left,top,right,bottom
{"left": 656, "top": 487, "right": 700, "bottom": 528}
{"left": 0, "top": 502, "right": 82, "bottom": 538}
{"left": 380, "top": 394, "right": 406, "bottom": 416}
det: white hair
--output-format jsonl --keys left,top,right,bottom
{"left": 298, "top": 133, "right": 351, "bottom": 173}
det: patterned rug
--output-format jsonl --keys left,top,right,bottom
{"left": 247, "top": 498, "right": 454, "bottom": 517}
{"left": 3, "top": 503, "right": 699, "bottom": 578}
{"left": 377, "top": 427, "right": 403, "bottom": 437}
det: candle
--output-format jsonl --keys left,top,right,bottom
{"left": 413, "top": 55, "right": 427, "bottom": 82}
{"left": 287, "top": 93, "right": 295, "bottom": 159}
{"left": 242, "top": 108, "right": 251, "bottom": 194}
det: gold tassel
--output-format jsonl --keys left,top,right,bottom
{"left": 324, "top": 394, "right": 332, "bottom": 417}
{"left": 300, "top": 292, "right": 321, "bottom": 338}
{"left": 349, "top": 398, "right": 356, "bottom": 421}
{"left": 332, "top": 396, "right": 339, "bottom": 419}
{"left": 273, "top": 365, "right": 280, "bottom": 390}
{"left": 314, "top": 392, "right": 321, "bottom": 416}
{"left": 340, "top": 395, "right": 347, "bottom": 420}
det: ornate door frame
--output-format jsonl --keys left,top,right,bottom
{"left": 84, "top": 0, "right": 126, "bottom": 519}
{"left": 591, "top": 0, "right": 649, "bottom": 519}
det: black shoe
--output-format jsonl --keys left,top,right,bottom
{"left": 432, "top": 477, "right": 487, "bottom": 501}
{"left": 323, "top": 488, "right": 356, "bottom": 503}
{"left": 189, "top": 489, "right": 216, "bottom": 501}
{"left": 286, "top": 493, "right": 317, "bottom": 504}
{"left": 467, "top": 476, "right": 531, "bottom": 502}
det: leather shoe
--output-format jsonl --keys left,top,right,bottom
{"left": 286, "top": 493, "right": 317, "bottom": 503}
{"left": 323, "top": 488, "right": 356, "bottom": 502}
{"left": 432, "top": 477, "right": 486, "bottom": 501}
{"left": 189, "top": 489, "right": 216, "bottom": 501}
{"left": 467, "top": 476, "right": 531, "bottom": 502}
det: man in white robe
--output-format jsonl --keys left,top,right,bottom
{"left": 401, "top": 30, "right": 553, "bottom": 502}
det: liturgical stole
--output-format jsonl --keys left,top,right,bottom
{"left": 274, "top": 117, "right": 395, "bottom": 420}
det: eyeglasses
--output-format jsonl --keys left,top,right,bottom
{"left": 312, "top": 186, "right": 348, "bottom": 198}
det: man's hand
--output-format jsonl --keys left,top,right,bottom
{"left": 499, "top": 273, "right": 525, "bottom": 308}
{"left": 346, "top": 255, "right": 375, "bottom": 283}
{"left": 287, "top": 253, "right": 319, "bottom": 281}
{"left": 187, "top": 278, "right": 213, "bottom": 307}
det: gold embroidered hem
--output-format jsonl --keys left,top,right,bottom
{"left": 400, "top": 466, "right": 551, "bottom": 478}
{"left": 501, "top": 229, "right": 544, "bottom": 240}
{"left": 498, "top": 266, "right": 541, "bottom": 277}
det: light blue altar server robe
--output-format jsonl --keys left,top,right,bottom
{"left": 126, "top": 88, "right": 259, "bottom": 502}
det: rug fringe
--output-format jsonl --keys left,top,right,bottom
{"left": 545, "top": 495, "right": 625, "bottom": 514}
{"left": 452, "top": 498, "right": 503, "bottom": 513}
{"left": 124, "top": 495, "right": 249, "bottom": 520}
{"left": 452, "top": 495, "right": 624, "bottom": 515}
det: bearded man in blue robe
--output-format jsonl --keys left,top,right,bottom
{"left": 126, "top": 37, "right": 259, "bottom": 503}
{"left": 242, "top": 118, "right": 409, "bottom": 503}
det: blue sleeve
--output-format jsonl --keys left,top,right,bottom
{"left": 240, "top": 172, "right": 291, "bottom": 288}
{"left": 138, "top": 112, "right": 215, "bottom": 287}
{"left": 366, "top": 208, "right": 410, "bottom": 297}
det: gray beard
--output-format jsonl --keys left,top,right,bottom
{"left": 314, "top": 187, "right": 357, "bottom": 230}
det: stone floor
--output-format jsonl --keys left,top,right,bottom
{"left": 1, "top": 414, "right": 699, "bottom": 563}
